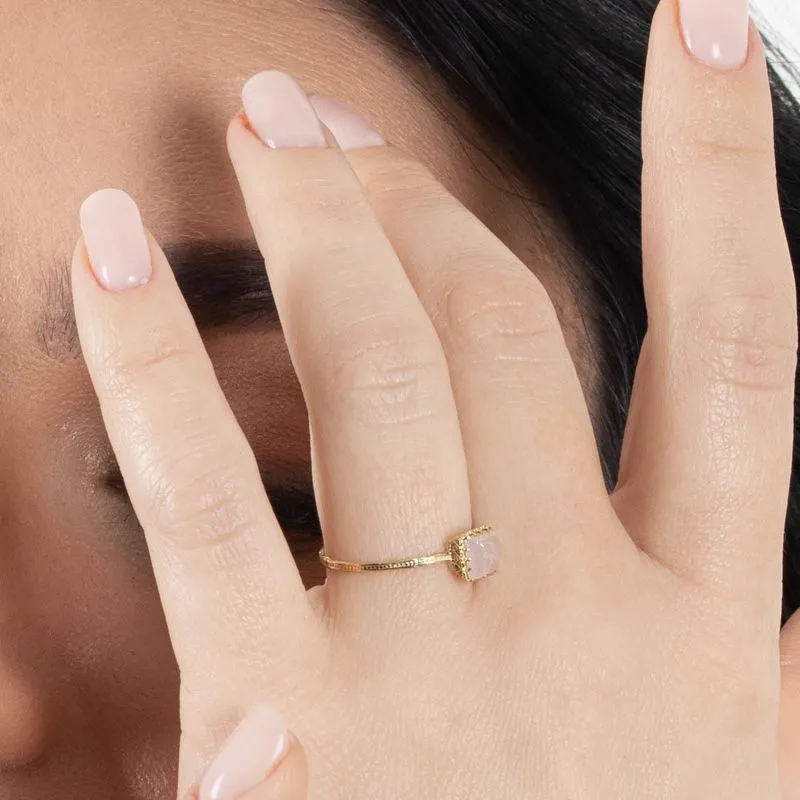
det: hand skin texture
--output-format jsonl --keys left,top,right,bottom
{"left": 68, "top": 0, "right": 800, "bottom": 798}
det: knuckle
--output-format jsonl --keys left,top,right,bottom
{"left": 682, "top": 292, "right": 798, "bottom": 393}
{"left": 281, "top": 167, "right": 365, "bottom": 227}
{"left": 672, "top": 116, "right": 774, "bottom": 165}
{"left": 144, "top": 458, "right": 261, "bottom": 562}
{"left": 324, "top": 321, "right": 444, "bottom": 428}
{"left": 100, "top": 329, "right": 197, "bottom": 398}
{"left": 438, "top": 268, "right": 564, "bottom": 367}
{"left": 295, "top": 178, "right": 360, "bottom": 223}
{"left": 682, "top": 134, "right": 773, "bottom": 165}
{"left": 363, "top": 158, "right": 439, "bottom": 206}
{"left": 365, "top": 160, "right": 454, "bottom": 224}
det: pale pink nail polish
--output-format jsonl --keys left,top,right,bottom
{"left": 310, "top": 96, "right": 386, "bottom": 151}
{"left": 679, "top": 0, "right": 750, "bottom": 71}
{"left": 242, "top": 71, "right": 327, "bottom": 149}
{"left": 79, "top": 189, "right": 152, "bottom": 292}
{"left": 199, "top": 705, "right": 290, "bottom": 800}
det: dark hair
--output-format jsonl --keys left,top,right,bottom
{"left": 355, "top": 0, "right": 800, "bottom": 619}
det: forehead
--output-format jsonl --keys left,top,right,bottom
{"left": 0, "top": 0, "right": 414, "bottom": 335}
{"left": 0, "top": 0, "right": 494, "bottom": 346}
{"left": 0, "top": 1, "right": 335, "bottom": 267}
{"left": 0, "top": 4, "right": 244, "bottom": 348}
{"left": 0, "top": 0, "right": 566, "bottom": 364}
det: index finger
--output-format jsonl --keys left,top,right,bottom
{"left": 71, "top": 190, "right": 311, "bottom": 683}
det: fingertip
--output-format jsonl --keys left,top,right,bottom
{"left": 643, "top": 0, "right": 774, "bottom": 155}
{"left": 239, "top": 735, "right": 308, "bottom": 800}
{"left": 308, "top": 95, "right": 386, "bottom": 152}
{"left": 77, "top": 188, "right": 152, "bottom": 292}
{"left": 199, "top": 705, "right": 295, "bottom": 800}
{"left": 227, "top": 111, "right": 251, "bottom": 146}
{"left": 649, "top": 0, "right": 767, "bottom": 76}
{"left": 226, "top": 111, "right": 269, "bottom": 171}
{"left": 70, "top": 234, "right": 89, "bottom": 281}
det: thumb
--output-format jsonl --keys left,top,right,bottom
{"left": 197, "top": 705, "right": 308, "bottom": 800}
{"left": 780, "top": 611, "right": 800, "bottom": 800}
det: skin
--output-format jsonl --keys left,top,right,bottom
{"left": 64, "top": 3, "right": 800, "bottom": 800}
{"left": 0, "top": 0, "right": 582, "bottom": 797}
{"left": 4, "top": 2, "right": 800, "bottom": 800}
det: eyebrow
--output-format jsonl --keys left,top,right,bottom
{"left": 38, "top": 241, "right": 278, "bottom": 360}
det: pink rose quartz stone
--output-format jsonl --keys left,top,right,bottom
{"left": 465, "top": 531, "right": 500, "bottom": 580}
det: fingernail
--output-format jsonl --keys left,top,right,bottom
{"left": 310, "top": 96, "right": 386, "bottom": 151}
{"left": 679, "top": 0, "right": 750, "bottom": 71}
{"left": 80, "top": 189, "right": 152, "bottom": 292}
{"left": 199, "top": 705, "right": 290, "bottom": 800}
{"left": 242, "top": 71, "right": 326, "bottom": 149}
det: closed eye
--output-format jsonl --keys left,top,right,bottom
{"left": 103, "top": 468, "right": 321, "bottom": 538}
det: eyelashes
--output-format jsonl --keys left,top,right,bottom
{"left": 103, "top": 470, "right": 127, "bottom": 494}
{"left": 267, "top": 486, "right": 322, "bottom": 537}
{"left": 103, "top": 468, "right": 321, "bottom": 537}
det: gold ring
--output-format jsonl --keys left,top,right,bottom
{"left": 319, "top": 525, "right": 499, "bottom": 583}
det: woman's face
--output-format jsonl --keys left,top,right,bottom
{"left": 0, "top": 0, "right": 587, "bottom": 796}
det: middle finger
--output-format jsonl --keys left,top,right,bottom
{"left": 228, "top": 72, "right": 473, "bottom": 626}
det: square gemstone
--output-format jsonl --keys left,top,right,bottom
{"left": 465, "top": 531, "right": 500, "bottom": 581}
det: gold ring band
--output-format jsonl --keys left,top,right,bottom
{"left": 319, "top": 525, "right": 499, "bottom": 583}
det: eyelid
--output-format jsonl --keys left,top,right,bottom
{"left": 268, "top": 486, "right": 322, "bottom": 536}
{"left": 103, "top": 468, "right": 126, "bottom": 493}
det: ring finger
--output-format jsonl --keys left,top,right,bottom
{"left": 310, "top": 101, "right": 624, "bottom": 595}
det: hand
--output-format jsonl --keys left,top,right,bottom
{"left": 69, "top": 0, "right": 797, "bottom": 797}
